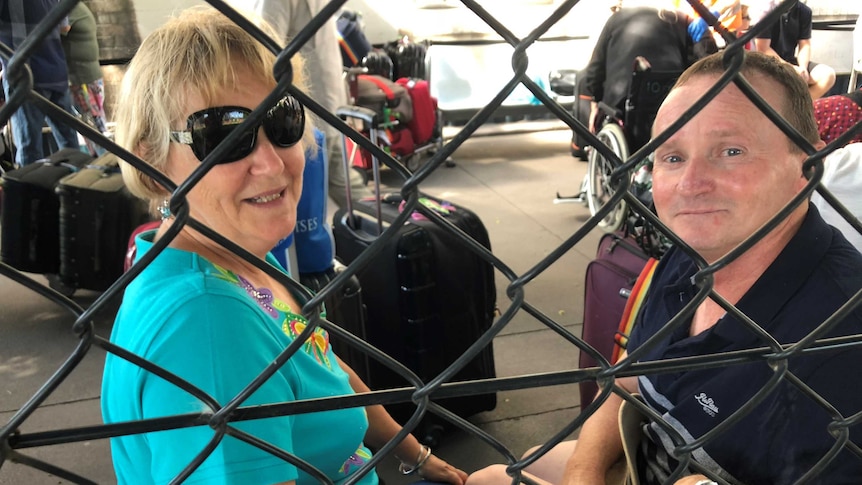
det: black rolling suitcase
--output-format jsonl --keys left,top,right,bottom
{"left": 0, "top": 148, "right": 94, "bottom": 274}
{"left": 332, "top": 106, "right": 497, "bottom": 443}
{"left": 55, "top": 153, "right": 151, "bottom": 292}
{"left": 300, "top": 262, "right": 371, "bottom": 382}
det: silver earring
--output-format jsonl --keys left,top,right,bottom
{"left": 158, "top": 198, "right": 171, "bottom": 221}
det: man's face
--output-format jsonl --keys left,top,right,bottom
{"left": 651, "top": 74, "right": 808, "bottom": 262}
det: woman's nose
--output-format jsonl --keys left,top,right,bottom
{"left": 249, "top": 128, "right": 286, "bottom": 175}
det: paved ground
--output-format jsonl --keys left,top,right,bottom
{"left": 0, "top": 126, "right": 605, "bottom": 484}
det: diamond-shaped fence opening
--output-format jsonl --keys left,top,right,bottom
{"left": 2, "top": 0, "right": 862, "bottom": 484}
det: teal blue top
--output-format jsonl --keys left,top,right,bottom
{"left": 101, "top": 230, "right": 378, "bottom": 485}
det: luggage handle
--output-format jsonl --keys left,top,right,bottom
{"left": 35, "top": 158, "right": 82, "bottom": 173}
{"left": 82, "top": 163, "right": 121, "bottom": 176}
{"left": 358, "top": 74, "right": 396, "bottom": 103}
{"left": 336, "top": 105, "right": 383, "bottom": 233}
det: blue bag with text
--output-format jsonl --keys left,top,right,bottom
{"left": 272, "top": 128, "right": 334, "bottom": 274}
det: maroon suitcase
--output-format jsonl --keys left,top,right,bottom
{"left": 580, "top": 231, "right": 648, "bottom": 409}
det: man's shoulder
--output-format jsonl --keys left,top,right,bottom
{"left": 816, "top": 231, "right": 862, "bottom": 292}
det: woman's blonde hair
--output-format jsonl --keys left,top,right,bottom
{"left": 116, "top": 5, "right": 313, "bottom": 214}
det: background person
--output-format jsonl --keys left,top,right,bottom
{"left": 813, "top": 89, "right": 862, "bottom": 147}
{"left": 467, "top": 50, "right": 862, "bottom": 485}
{"left": 229, "top": 0, "right": 373, "bottom": 208}
{"left": 811, "top": 142, "right": 862, "bottom": 253}
{"left": 101, "top": 7, "right": 467, "bottom": 484}
{"left": 60, "top": 0, "right": 107, "bottom": 156}
{"left": 753, "top": 0, "right": 835, "bottom": 99}
{"left": 0, "top": 0, "right": 80, "bottom": 166}
{"left": 582, "top": 4, "right": 697, "bottom": 136}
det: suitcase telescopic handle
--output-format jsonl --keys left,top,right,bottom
{"left": 336, "top": 105, "right": 379, "bottom": 127}
{"left": 336, "top": 105, "right": 383, "bottom": 233}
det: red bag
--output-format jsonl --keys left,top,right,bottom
{"left": 388, "top": 128, "right": 414, "bottom": 157}
{"left": 356, "top": 74, "right": 413, "bottom": 126}
{"left": 396, "top": 78, "right": 436, "bottom": 145}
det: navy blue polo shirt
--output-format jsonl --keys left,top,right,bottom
{"left": 627, "top": 204, "right": 862, "bottom": 484}
{"left": 755, "top": 3, "right": 812, "bottom": 66}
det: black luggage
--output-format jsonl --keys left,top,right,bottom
{"left": 384, "top": 37, "right": 428, "bottom": 80}
{"left": 580, "top": 231, "right": 648, "bottom": 409}
{"left": 331, "top": 106, "right": 496, "bottom": 443}
{"left": 0, "top": 148, "right": 94, "bottom": 274}
{"left": 300, "top": 262, "right": 371, "bottom": 382}
{"left": 55, "top": 153, "right": 151, "bottom": 291}
{"left": 361, "top": 47, "right": 394, "bottom": 80}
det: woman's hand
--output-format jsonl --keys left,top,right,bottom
{"left": 417, "top": 453, "right": 468, "bottom": 485}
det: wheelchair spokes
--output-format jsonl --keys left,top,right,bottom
{"left": 586, "top": 123, "right": 628, "bottom": 232}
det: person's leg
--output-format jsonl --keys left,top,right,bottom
{"left": 8, "top": 102, "right": 46, "bottom": 166}
{"left": 6, "top": 97, "right": 49, "bottom": 167}
{"left": 808, "top": 62, "right": 837, "bottom": 99}
{"left": 3, "top": 74, "right": 47, "bottom": 165}
{"left": 466, "top": 441, "right": 576, "bottom": 485}
{"left": 467, "top": 440, "right": 628, "bottom": 485}
{"left": 41, "top": 87, "right": 82, "bottom": 151}
{"left": 521, "top": 441, "right": 577, "bottom": 483}
{"left": 466, "top": 464, "right": 554, "bottom": 485}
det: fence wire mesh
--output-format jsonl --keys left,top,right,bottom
{"left": 1, "top": 0, "right": 862, "bottom": 484}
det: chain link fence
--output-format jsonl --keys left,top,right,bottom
{"left": 1, "top": 0, "right": 862, "bottom": 483}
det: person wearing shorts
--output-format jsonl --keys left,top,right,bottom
{"left": 754, "top": 1, "right": 835, "bottom": 99}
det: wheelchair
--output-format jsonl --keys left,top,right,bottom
{"left": 584, "top": 60, "right": 681, "bottom": 237}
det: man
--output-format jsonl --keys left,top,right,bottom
{"left": 570, "top": 50, "right": 862, "bottom": 484}
{"left": 0, "top": 0, "right": 80, "bottom": 166}
{"left": 466, "top": 51, "right": 862, "bottom": 485}
{"left": 754, "top": 0, "right": 835, "bottom": 99}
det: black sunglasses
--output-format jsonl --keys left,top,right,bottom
{"left": 169, "top": 95, "right": 305, "bottom": 164}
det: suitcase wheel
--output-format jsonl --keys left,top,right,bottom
{"left": 46, "top": 274, "right": 76, "bottom": 298}
{"left": 418, "top": 423, "right": 445, "bottom": 448}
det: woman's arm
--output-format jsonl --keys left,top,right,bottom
{"left": 336, "top": 357, "right": 468, "bottom": 485}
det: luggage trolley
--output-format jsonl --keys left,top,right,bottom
{"left": 343, "top": 67, "right": 446, "bottom": 175}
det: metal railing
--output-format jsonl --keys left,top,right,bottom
{"left": 1, "top": 0, "right": 861, "bottom": 484}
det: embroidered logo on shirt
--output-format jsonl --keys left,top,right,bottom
{"left": 695, "top": 392, "right": 719, "bottom": 417}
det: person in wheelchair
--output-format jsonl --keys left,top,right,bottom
{"left": 583, "top": 3, "right": 705, "bottom": 141}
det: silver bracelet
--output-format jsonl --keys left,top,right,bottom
{"left": 398, "top": 445, "right": 432, "bottom": 475}
{"left": 694, "top": 480, "right": 718, "bottom": 485}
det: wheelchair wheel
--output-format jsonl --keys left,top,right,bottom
{"left": 587, "top": 123, "right": 629, "bottom": 233}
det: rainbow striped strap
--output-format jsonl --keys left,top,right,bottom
{"left": 611, "top": 257, "right": 659, "bottom": 364}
